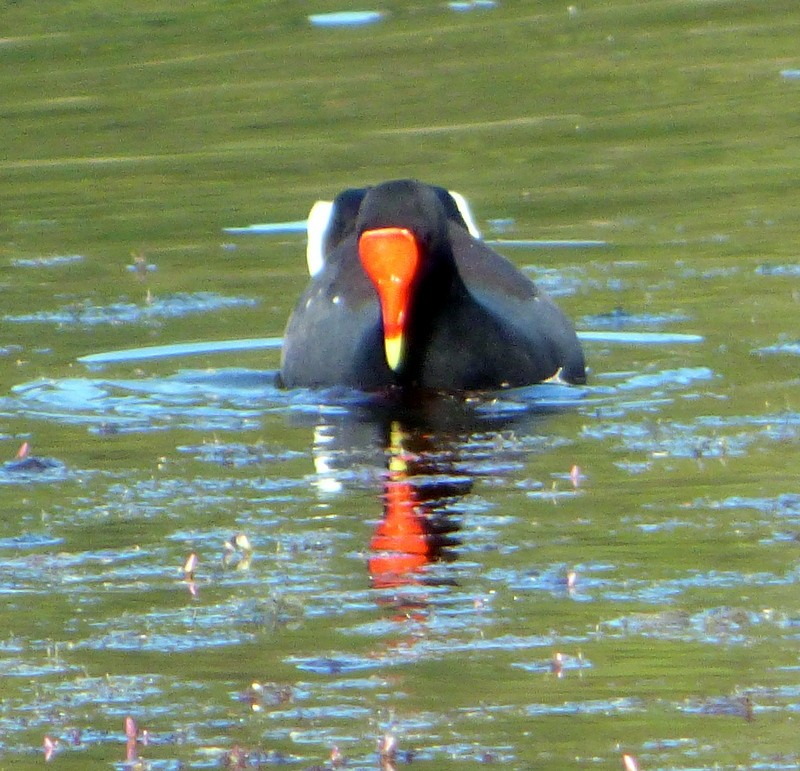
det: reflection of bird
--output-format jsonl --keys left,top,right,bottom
{"left": 368, "top": 423, "right": 463, "bottom": 591}
{"left": 281, "top": 179, "right": 585, "bottom": 391}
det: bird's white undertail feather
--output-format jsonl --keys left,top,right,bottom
{"left": 448, "top": 189, "right": 482, "bottom": 239}
{"left": 305, "top": 199, "right": 333, "bottom": 276}
{"left": 304, "top": 191, "right": 480, "bottom": 277}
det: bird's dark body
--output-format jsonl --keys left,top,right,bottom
{"left": 280, "top": 180, "right": 586, "bottom": 391}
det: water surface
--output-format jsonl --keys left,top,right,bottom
{"left": 1, "top": 2, "right": 799, "bottom": 769}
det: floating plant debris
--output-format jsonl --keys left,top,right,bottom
{"left": 126, "top": 252, "right": 157, "bottom": 278}
{"left": 223, "top": 532, "right": 254, "bottom": 570}
{"left": 511, "top": 651, "right": 590, "bottom": 675}
{"left": 182, "top": 552, "right": 198, "bottom": 581}
{"left": 623, "top": 754, "right": 640, "bottom": 771}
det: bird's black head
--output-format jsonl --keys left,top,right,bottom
{"left": 325, "top": 187, "right": 369, "bottom": 255}
{"left": 356, "top": 179, "right": 451, "bottom": 258}
{"left": 355, "top": 180, "right": 464, "bottom": 378}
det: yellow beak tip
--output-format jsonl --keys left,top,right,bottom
{"left": 384, "top": 336, "right": 403, "bottom": 372}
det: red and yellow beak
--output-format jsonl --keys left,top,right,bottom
{"left": 358, "top": 227, "right": 420, "bottom": 372}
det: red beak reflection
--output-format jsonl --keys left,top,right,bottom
{"left": 368, "top": 423, "right": 464, "bottom": 590}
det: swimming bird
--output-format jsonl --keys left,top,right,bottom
{"left": 281, "top": 179, "right": 585, "bottom": 391}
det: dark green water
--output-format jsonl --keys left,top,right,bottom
{"left": 1, "top": 2, "right": 799, "bottom": 769}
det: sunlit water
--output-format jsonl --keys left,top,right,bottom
{"left": 3, "top": 3, "right": 800, "bottom": 769}
{"left": 1, "top": 267, "right": 798, "bottom": 768}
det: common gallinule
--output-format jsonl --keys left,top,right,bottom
{"left": 281, "top": 179, "right": 585, "bottom": 391}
